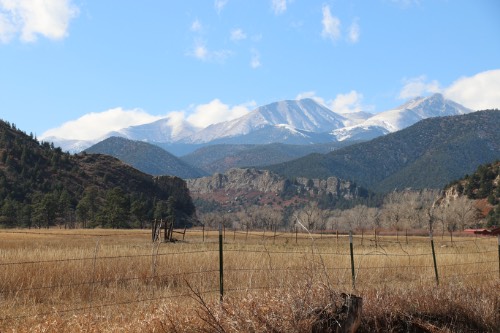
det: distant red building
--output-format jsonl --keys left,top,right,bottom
{"left": 464, "top": 227, "right": 500, "bottom": 236}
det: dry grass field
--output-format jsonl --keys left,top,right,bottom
{"left": 0, "top": 228, "right": 498, "bottom": 332}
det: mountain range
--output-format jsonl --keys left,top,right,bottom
{"left": 76, "top": 94, "right": 497, "bottom": 189}
{"left": 265, "top": 109, "right": 500, "bottom": 193}
{"left": 46, "top": 93, "right": 470, "bottom": 156}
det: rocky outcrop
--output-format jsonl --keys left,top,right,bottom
{"left": 186, "top": 168, "right": 286, "bottom": 194}
{"left": 296, "top": 177, "right": 358, "bottom": 200}
{"left": 187, "top": 168, "right": 360, "bottom": 200}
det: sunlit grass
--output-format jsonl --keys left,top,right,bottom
{"left": 0, "top": 228, "right": 498, "bottom": 331}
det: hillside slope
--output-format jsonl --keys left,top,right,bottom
{"left": 266, "top": 110, "right": 500, "bottom": 193}
{"left": 181, "top": 141, "right": 358, "bottom": 174}
{"left": 85, "top": 136, "right": 207, "bottom": 178}
{"left": 443, "top": 161, "right": 500, "bottom": 226}
{"left": 0, "top": 120, "right": 195, "bottom": 228}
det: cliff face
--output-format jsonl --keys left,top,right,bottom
{"left": 295, "top": 177, "right": 358, "bottom": 200}
{"left": 186, "top": 168, "right": 360, "bottom": 201}
{"left": 186, "top": 168, "right": 286, "bottom": 194}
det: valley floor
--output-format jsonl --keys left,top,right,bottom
{"left": 0, "top": 228, "right": 498, "bottom": 332}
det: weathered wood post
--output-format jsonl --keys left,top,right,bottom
{"left": 310, "top": 293, "right": 363, "bottom": 333}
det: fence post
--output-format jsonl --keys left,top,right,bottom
{"left": 202, "top": 224, "right": 205, "bottom": 243}
{"left": 349, "top": 231, "right": 356, "bottom": 290}
{"left": 497, "top": 235, "right": 500, "bottom": 279}
{"left": 152, "top": 219, "right": 156, "bottom": 242}
{"left": 273, "top": 225, "right": 277, "bottom": 245}
{"left": 219, "top": 222, "right": 224, "bottom": 301}
{"left": 295, "top": 226, "right": 298, "bottom": 244}
{"left": 430, "top": 231, "right": 439, "bottom": 286}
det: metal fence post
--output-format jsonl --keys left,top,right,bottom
{"left": 430, "top": 231, "right": 439, "bottom": 286}
{"left": 219, "top": 222, "right": 224, "bottom": 301}
{"left": 349, "top": 230, "right": 355, "bottom": 290}
{"left": 497, "top": 235, "right": 500, "bottom": 279}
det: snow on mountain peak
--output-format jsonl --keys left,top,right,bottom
{"left": 332, "top": 93, "right": 473, "bottom": 141}
{"left": 46, "top": 94, "right": 474, "bottom": 152}
{"left": 186, "top": 98, "right": 346, "bottom": 143}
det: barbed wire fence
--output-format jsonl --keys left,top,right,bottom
{"left": 0, "top": 227, "right": 499, "bottom": 326}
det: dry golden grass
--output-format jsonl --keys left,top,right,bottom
{"left": 0, "top": 228, "right": 498, "bottom": 332}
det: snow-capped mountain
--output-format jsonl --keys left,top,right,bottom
{"left": 185, "top": 98, "right": 346, "bottom": 143}
{"left": 111, "top": 116, "right": 198, "bottom": 143}
{"left": 46, "top": 93, "right": 473, "bottom": 154}
{"left": 41, "top": 137, "right": 99, "bottom": 154}
{"left": 332, "top": 93, "right": 472, "bottom": 141}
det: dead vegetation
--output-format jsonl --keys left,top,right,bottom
{"left": 0, "top": 229, "right": 498, "bottom": 332}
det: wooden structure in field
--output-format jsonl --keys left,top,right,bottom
{"left": 151, "top": 219, "right": 186, "bottom": 242}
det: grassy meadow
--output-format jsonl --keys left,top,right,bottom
{"left": 0, "top": 228, "right": 498, "bottom": 332}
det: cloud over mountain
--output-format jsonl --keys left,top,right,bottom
{"left": 41, "top": 108, "right": 162, "bottom": 141}
{"left": 399, "top": 70, "right": 500, "bottom": 110}
{"left": 443, "top": 69, "right": 500, "bottom": 110}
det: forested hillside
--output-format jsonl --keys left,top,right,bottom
{"left": 85, "top": 136, "right": 207, "bottom": 178}
{"left": 444, "top": 161, "right": 500, "bottom": 226}
{"left": 0, "top": 120, "right": 195, "bottom": 228}
{"left": 181, "top": 142, "right": 357, "bottom": 174}
{"left": 266, "top": 110, "right": 500, "bottom": 193}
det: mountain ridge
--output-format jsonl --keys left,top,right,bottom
{"left": 84, "top": 136, "right": 207, "bottom": 178}
{"left": 45, "top": 93, "right": 471, "bottom": 155}
{"left": 0, "top": 120, "right": 196, "bottom": 228}
{"left": 265, "top": 110, "right": 500, "bottom": 193}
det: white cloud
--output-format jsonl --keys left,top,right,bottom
{"left": 214, "top": 0, "right": 228, "bottom": 14}
{"left": 443, "top": 69, "right": 500, "bottom": 110}
{"left": 271, "top": 0, "right": 287, "bottom": 15}
{"left": 186, "top": 99, "right": 253, "bottom": 128}
{"left": 230, "top": 28, "right": 246, "bottom": 41}
{"left": 41, "top": 108, "right": 162, "bottom": 140}
{"left": 192, "top": 40, "right": 208, "bottom": 60}
{"left": 0, "top": 0, "right": 78, "bottom": 43}
{"left": 397, "top": 70, "right": 500, "bottom": 110}
{"left": 295, "top": 91, "right": 326, "bottom": 105}
{"left": 250, "top": 48, "right": 261, "bottom": 68}
{"left": 296, "top": 90, "right": 370, "bottom": 114}
{"left": 347, "top": 18, "right": 360, "bottom": 43}
{"left": 321, "top": 5, "right": 341, "bottom": 41}
{"left": 190, "top": 19, "right": 202, "bottom": 32}
{"left": 399, "top": 75, "right": 441, "bottom": 99}
{"left": 329, "top": 90, "right": 367, "bottom": 114}
{"left": 188, "top": 39, "right": 231, "bottom": 62}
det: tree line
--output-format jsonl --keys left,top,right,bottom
{"left": 198, "top": 189, "right": 484, "bottom": 236}
{"left": 0, "top": 119, "right": 195, "bottom": 228}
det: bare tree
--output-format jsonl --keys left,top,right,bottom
{"left": 446, "top": 196, "right": 478, "bottom": 230}
{"left": 339, "top": 205, "right": 369, "bottom": 232}
{"left": 381, "top": 191, "right": 405, "bottom": 230}
{"left": 296, "top": 202, "right": 325, "bottom": 232}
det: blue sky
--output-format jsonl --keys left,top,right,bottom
{"left": 1, "top": 0, "right": 499, "bottom": 140}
